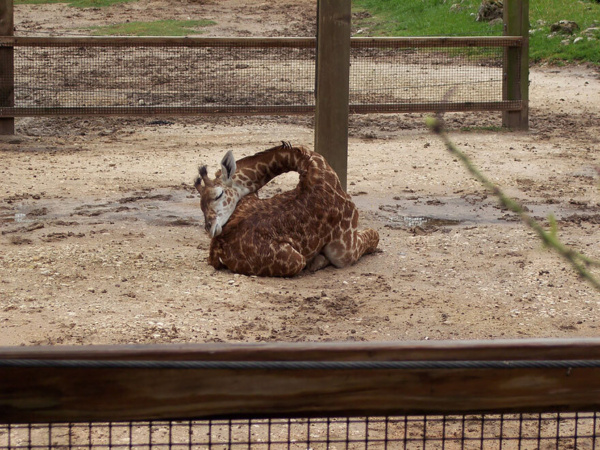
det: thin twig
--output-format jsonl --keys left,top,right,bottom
{"left": 426, "top": 115, "right": 600, "bottom": 292}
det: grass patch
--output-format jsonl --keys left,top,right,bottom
{"left": 529, "top": 0, "right": 600, "bottom": 64}
{"left": 352, "top": 0, "right": 600, "bottom": 65}
{"left": 352, "top": 0, "right": 503, "bottom": 37}
{"left": 16, "top": 0, "right": 138, "bottom": 7}
{"left": 90, "top": 19, "right": 216, "bottom": 36}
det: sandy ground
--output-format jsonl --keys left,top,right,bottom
{"left": 1, "top": 0, "right": 599, "bottom": 347}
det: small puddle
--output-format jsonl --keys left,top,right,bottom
{"left": 386, "top": 215, "right": 463, "bottom": 230}
{"left": 0, "top": 189, "right": 203, "bottom": 230}
{"left": 353, "top": 194, "right": 600, "bottom": 231}
{"left": 354, "top": 195, "right": 493, "bottom": 231}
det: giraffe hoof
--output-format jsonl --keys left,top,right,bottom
{"left": 306, "top": 254, "right": 330, "bottom": 272}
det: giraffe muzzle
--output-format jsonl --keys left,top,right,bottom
{"left": 209, "top": 221, "right": 222, "bottom": 238}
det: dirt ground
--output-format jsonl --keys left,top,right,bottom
{"left": 1, "top": 0, "right": 599, "bottom": 347}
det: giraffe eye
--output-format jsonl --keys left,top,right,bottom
{"left": 215, "top": 191, "right": 224, "bottom": 201}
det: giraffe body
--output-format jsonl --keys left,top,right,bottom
{"left": 195, "top": 143, "right": 379, "bottom": 277}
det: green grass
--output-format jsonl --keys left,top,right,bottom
{"left": 528, "top": 0, "right": 600, "bottom": 64}
{"left": 90, "top": 19, "right": 216, "bottom": 36}
{"left": 352, "top": 0, "right": 600, "bottom": 64}
{"left": 16, "top": 0, "right": 217, "bottom": 35}
{"left": 353, "top": 0, "right": 503, "bottom": 36}
{"left": 16, "top": 0, "right": 137, "bottom": 7}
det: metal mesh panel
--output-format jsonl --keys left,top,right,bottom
{"left": 0, "top": 37, "right": 522, "bottom": 117}
{"left": 349, "top": 42, "right": 518, "bottom": 113}
{"left": 1, "top": 414, "right": 598, "bottom": 449}
{"left": 6, "top": 43, "right": 316, "bottom": 115}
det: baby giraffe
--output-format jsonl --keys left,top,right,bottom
{"left": 195, "top": 142, "right": 379, "bottom": 277}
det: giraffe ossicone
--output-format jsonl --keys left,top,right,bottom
{"left": 195, "top": 142, "right": 379, "bottom": 277}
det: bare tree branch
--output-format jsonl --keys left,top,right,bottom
{"left": 426, "top": 115, "right": 600, "bottom": 292}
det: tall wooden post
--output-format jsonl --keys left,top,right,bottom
{"left": 503, "top": 0, "right": 529, "bottom": 130}
{"left": 0, "top": 0, "right": 14, "bottom": 135}
{"left": 314, "top": 0, "right": 351, "bottom": 190}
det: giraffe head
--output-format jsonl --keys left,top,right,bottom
{"left": 194, "top": 150, "right": 240, "bottom": 238}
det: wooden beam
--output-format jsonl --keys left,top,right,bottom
{"left": 0, "top": 35, "right": 522, "bottom": 48}
{"left": 351, "top": 36, "right": 522, "bottom": 48}
{"left": 350, "top": 100, "right": 522, "bottom": 114}
{"left": 0, "top": 101, "right": 522, "bottom": 118}
{"left": 3, "top": 339, "right": 600, "bottom": 362}
{"left": 0, "top": 0, "right": 14, "bottom": 135}
{"left": 503, "top": 0, "right": 529, "bottom": 130}
{"left": 0, "top": 36, "right": 317, "bottom": 48}
{"left": 0, "top": 105, "right": 317, "bottom": 117}
{"left": 2, "top": 339, "right": 600, "bottom": 423}
{"left": 314, "top": 0, "right": 351, "bottom": 191}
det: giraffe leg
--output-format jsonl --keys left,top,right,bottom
{"left": 358, "top": 228, "right": 380, "bottom": 256}
{"left": 323, "top": 228, "right": 380, "bottom": 268}
{"left": 214, "top": 240, "right": 306, "bottom": 277}
{"left": 208, "top": 241, "right": 225, "bottom": 269}
{"left": 306, "top": 253, "right": 331, "bottom": 272}
{"left": 264, "top": 242, "right": 307, "bottom": 277}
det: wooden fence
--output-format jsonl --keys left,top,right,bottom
{"left": 0, "top": 36, "right": 524, "bottom": 117}
{"left": 0, "top": 1, "right": 529, "bottom": 124}
{"left": 2, "top": 339, "right": 600, "bottom": 423}
{"left": 0, "top": 0, "right": 528, "bottom": 189}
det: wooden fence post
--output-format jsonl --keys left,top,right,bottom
{"left": 503, "top": 0, "right": 529, "bottom": 130}
{"left": 314, "top": 0, "right": 351, "bottom": 190}
{"left": 0, "top": 0, "right": 14, "bottom": 135}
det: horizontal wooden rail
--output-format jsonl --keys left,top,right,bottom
{"left": 1, "top": 339, "right": 600, "bottom": 423}
{"left": 350, "top": 101, "right": 522, "bottom": 113}
{"left": 351, "top": 36, "right": 523, "bottom": 48}
{"left": 0, "top": 105, "right": 316, "bottom": 117}
{"left": 0, "top": 36, "right": 317, "bottom": 48}
{"left": 0, "top": 101, "right": 522, "bottom": 117}
{"left": 0, "top": 35, "right": 522, "bottom": 48}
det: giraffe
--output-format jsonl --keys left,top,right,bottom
{"left": 194, "top": 142, "right": 379, "bottom": 277}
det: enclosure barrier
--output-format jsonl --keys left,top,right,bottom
{"left": 1, "top": 339, "right": 599, "bottom": 448}
{"left": 0, "top": 36, "right": 524, "bottom": 118}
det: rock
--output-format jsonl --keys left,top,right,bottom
{"left": 550, "top": 20, "right": 580, "bottom": 35}
{"left": 476, "top": 0, "right": 503, "bottom": 22}
{"left": 582, "top": 27, "right": 600, "bottom": 37}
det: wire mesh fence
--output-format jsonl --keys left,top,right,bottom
{"left": 2, "top": 341, "right": 600, "bottom": 449}
{"left": 0, "top": 37, "right": 522, "bottom": 117}
{"left": 1, "top": 413, "right": 599, "bottom": 450}
{"left": 1, "top": 40, "right": 316, "bottom": 115}
{"left": 349, "top": 37, "right": 521, "bottom": 113}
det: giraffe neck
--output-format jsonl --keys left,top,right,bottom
{"left": 232, "top": 143, "right": 308, "bottom": 196}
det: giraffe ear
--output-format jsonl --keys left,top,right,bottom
{"left": 194, "top": 166, "right": 210, "bottom": 192}
{"left": 220, "top": 150, "right": 236, "bottom": 184}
